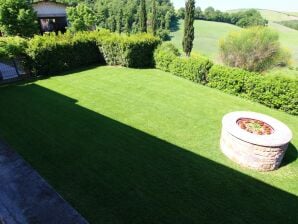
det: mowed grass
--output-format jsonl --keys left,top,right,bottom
{"left": 0, "top": 66, "right": 297, "bottom": 223}
{"left": 170, "top": 20, "right": 240, "bottom": 61}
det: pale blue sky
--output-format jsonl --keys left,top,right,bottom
{"left": 172, "top": 0, "right": 298, "bottom": 12}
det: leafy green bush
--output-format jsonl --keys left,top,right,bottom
{"left": 98, "top": 33, "right": 160, "bottom": 68}
{"left": 208, "top": 65, "right": 298, "bottom": 115}
{"left": 26, "top": 32, "right": 102, "bottom": 76}
{"left": 154, "top": 43, "right": 180, "bottom": 72}
{"left": 0, "top": 36, "right": 28, "bottom": 59}
{"left": 154, "top": 43, "right": 213, "bottom": 83}
{"left": 220, "top": 27, "right": 291, "bottom": 72}
{"left": 169, "top": 55, "right": 213, "bottom": 83}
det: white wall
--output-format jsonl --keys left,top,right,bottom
{"left": 33, "top": 2, "right": 67, "bottom": 18}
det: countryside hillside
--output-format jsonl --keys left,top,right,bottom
{"left": 170, "top": 9, "right": 298, "bottom": 75}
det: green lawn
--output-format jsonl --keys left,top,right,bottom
{"left": 0, "top": 66, "right": 297, "bottom": 223}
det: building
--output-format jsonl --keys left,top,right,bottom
{"left": 32, "top": 1, "right": 68, "bottom": 34}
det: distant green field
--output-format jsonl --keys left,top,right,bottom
{"left": 170, "top": 19, "right": 298, "bottom": 68}
{"left": 269, "top": 22, "right": 298, "bottom": 65}
{"left": 170, "top": 20, "right": 240, "bottom": 62}
{"left": 258, "top": 9, "right": 298, "bottom": 21}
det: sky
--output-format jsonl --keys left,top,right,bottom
{"left": 172, "top": 0, "right": 298, "bottom": 12}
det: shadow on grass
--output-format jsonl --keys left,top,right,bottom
{"left": 281, "top": 143, "right": 298, "bottom": 167}
{"left": 0, "top": 84, "right": 297, "bottom": 224}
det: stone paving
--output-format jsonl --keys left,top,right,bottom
{"left": 0, "top": 139, "right": 88, "bottom": 224}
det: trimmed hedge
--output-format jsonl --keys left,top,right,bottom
{"left": 25, "top": 30, "right": 160, "bottom": 75}
{"left": 154, "top": 43, "right": 213, "bottom": 83}
{"left": 98, "top": 33, "right": 160, "bottom": 68}
{"left": 26, "top": 32, "right": 103, "bottom": 76}
{"left": 208, "top": 65, "right": 298, "bottom": 115}
{"left": 154, "top": 43, "right": 298, "bottom": 115}
{"left": 0, "top": 36, "right": 27, "bottom": 59}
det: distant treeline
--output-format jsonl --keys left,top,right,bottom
{"left": 31, "top": 0, "right": 176, "bottom": 37}
{"left": 177, "top": 7, "right": 268, "bottom": 28}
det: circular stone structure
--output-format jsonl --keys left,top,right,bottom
{"left": 220, "top": 111, "right": 292, "bottom": 171}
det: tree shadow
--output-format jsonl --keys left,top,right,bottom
{"left": 0, "top": 84, "right": 297, "bottom": 224}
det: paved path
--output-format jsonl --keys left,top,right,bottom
{"left": 0, "top": 140, "right": 88, "bottom": 224}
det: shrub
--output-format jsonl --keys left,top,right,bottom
{"left": 220, "top": 27, "right": 291, "bottom": 72}
{"left": 26, "top": 32, "right": 102, "bottom": 76}
{"left": 169, "top": 55, "right": 213, "bottom": 83}
{"left": 154, "top": 43, "right": 213, "bottom": 83}
{"left": 0, "top": 0, "right": 38, "bottom": 37}
{"left": 0, "top": 36, "right": 28, "bottom": 59}
{"left": 98, "top": 33, "right": 160, "bottom": 68}
{"left": 154, "top": 43, "right": 180, "bottom": 72}
{"left": 208, "top": 65, "right": 298, "bottom": 115}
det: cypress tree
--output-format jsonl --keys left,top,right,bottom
{"left": 183, "top": 0, "right": 195, "bottom": 57}
{"left": 152, "top": 0, "right": 157, "bottom": 35}
{"left": 139, "top": 0, "right": 147, "bottom": 32}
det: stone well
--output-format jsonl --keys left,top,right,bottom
{"left": 220, "top": 111, "right": 293, "bottom": 171}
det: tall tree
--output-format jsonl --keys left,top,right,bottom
{"left": 151, "top": 0, "right": 157, "bottom": 35}
{"left": 182, "top": 0, "right": 195, "bottom": 57}
{"left": 66, "top": 3, "right": 96, "bottom": 32}
{"left": 139, "top": 0, "right": 147, "bottom": 32}
{"left": 0, "top": 0, "right": 38, "bottom": 37}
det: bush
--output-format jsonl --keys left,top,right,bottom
{"left": 26, "top": 32, "right": 102, "bottom": 76}
{"left": 98, "top": 33, "right": 160, "bottom": 68}
{"left": 154, "top": 43, "right": 213, "bottom": 83}
{"left": 208, "top": 65, "right": 298, "bottom": 115}
{"left": 0, "top": 36, "right": 28, "bottom": 59}
{"left": 169, "top": 55, "right": 213, "bottom": 83}
{"left": 154, "top": 43, "right": 180, "bottom": 72}
{"left": 220, "top": 27, "right": 291, "bottom": 72}
{"left": 25, "top": 30, "right": 159, "bottom": 75}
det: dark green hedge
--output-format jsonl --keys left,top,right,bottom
{"left": 26, "top": 30, "right": 160, "bottom": 75}
{"left": 154, "top": 43, "right": 213, "bottom": 83}
{"left": 98, "top": 33, "right": 160, "bottom": 68}
{"left": 27, "top": 32, "right": 102, "bottom": 76}
{"left": 154, "top": 43, "right": 298, "bottom": 115}
{"left": 208, "top": 65, "right": 298, "bottom": 115}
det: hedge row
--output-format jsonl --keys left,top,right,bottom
{"left": 154, "top": 43, "right": 213, "bottom": 84}
{"left": 154, "top": 43, "right": 298, "bottom": 115}
{"left": 1, "top": 30, "right": 160, "bottom": 76}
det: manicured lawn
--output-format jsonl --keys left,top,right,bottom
{"left": 0, "top": 66, "right": 297, "bottom": 223}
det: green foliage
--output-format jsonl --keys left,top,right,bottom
{"left": 207, "top": 65, "right": 298, "bottom": 115}
{"left": 220, "top": 26, "right": 291, "bottom": 72}
{"left": 98, "top": 32, "right": 160, "bottom": 68}
{"left": 154, "top": 43, "right": 180, "bottom": 71}
{"left": 0, "top": 0, "right": 38, "bottom": 37}
{"left": 0, "top": 37, "right": 28, "bottom": 59}
{"left": 139, "top": 0, "right": 147, "bottom": 32}
{"left": 26, "top": 31, "right": 103, "bottom": 76}
{"left": 151, "top": 0, "right": 157, "bottom": 35}
{"left": 25, "top": 30, "right": 160, "bottom": 75}
{"left": 154, "top": 43, "right": 213, "bottom": 83}
{"left": 94, "top": 0, "right": 175, "bottom": 35}
{"left": 66, "top": 3, "right": 97, "bottom": 32}
{"left": 183, "top": 0, "right": 195, "bottom": 56}
{"left": 177, "top": 7, "right": 267, "bottom": 28}
{"left": 169, "top": 55, "right": 213, "bottom": 83}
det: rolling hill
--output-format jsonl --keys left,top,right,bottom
{"left": 170, "top": 20, "right": 240, "bottom": 62}
{"left": 170, "top": 18, "right": 298, "bottom": 66}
